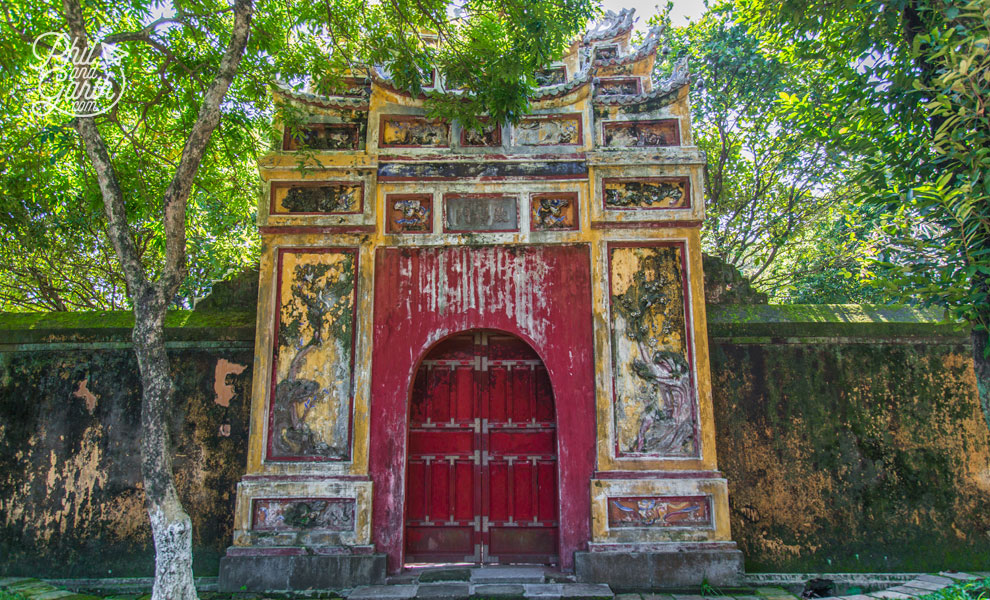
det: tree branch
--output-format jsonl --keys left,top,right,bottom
{"left": 62, "top": 0, "right": 150, "bottom": 301}
{"left": 155, "top": 0, "right": 254, "bottom": 305}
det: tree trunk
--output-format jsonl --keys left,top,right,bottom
{"left": 973, "top": 328, "right": 990, "bottom": 434}
{"left": 132, "top": 301, "right": 197, "bottom": 600}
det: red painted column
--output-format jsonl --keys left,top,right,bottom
{"left": 369, "top": 244, "right": 595, "bottom": 572}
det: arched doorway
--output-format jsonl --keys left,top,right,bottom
{"left": 404, "top": 330, "right": 559, "bottom": 565}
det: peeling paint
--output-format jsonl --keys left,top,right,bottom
{"left": 72, "top": 378, "right": 99, "bottom": 413}
{"left": 213, "top": 359, "right": 247, "bottom": 407}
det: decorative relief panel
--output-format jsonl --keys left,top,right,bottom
{"left": 444, "top": 194, "right": 518, "bottom": 232}
{"left": 387, "top": 193, "right": 433, "bottom": 233}
{"left": 536, "top": 66, "right": 567, "bottom": 86}
{"left": 268, "top": 249, "right": 357, "bottom": 461}
{"left": 609, "top": 244, "right": 699, "bottom": 458}
{"left": 515, "top": 114, "right": 582, "bottom": 146}
{"left": 595, "top": 77, "right": 642, "bottom": 97}
{"left": 593, "top": 45, "right": 619, "bottom": 62}
{"left": 603, "top": 120, "right": 680, "bottom": 148}
{"left": 380, "top": 115, "right": 449, "bottom": 147}
{"left": 607, "top": 496, "right": 712, "bottom": 528}
{"left": 531, "top": 192, "right": 578, "bottom": 231}
{"left": 460, "top": 121, "right": 502, "bottom": 147}
{"left": 252, "top": 498, "right": 356, "bottom": 532}
{"left": 270, "top": 182, "right": 363, "bottom": 214}
{"left": 602, "top": 177, "right": 690, "bottom": 210}
{"left": 283, "top": 123, "right": 361, "bottom": 151}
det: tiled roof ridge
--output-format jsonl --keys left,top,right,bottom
{"left": 531, "top": 68, "right": 594, "bottom": 100}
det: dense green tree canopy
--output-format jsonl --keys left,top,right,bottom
{"left": 731, "top": 0, "right": 990, "bottom": 420}
{"left": 651, "top": 2, "right": 894, "bottom": 303}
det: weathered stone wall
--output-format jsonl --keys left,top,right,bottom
{"left": 0, "top": 311, "right": 255, "bottom": 577}
{"left": 0, "top": 306, "right": 986, "bottom": 576}
{"left": 709, "top": 305, "right": 990, "bottom": 573}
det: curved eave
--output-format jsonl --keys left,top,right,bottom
{"left": 273, "top": 84, "right": 369, "bottom": 111}
{"left": 369, "top": 68, "right": 431, "bottom": 101}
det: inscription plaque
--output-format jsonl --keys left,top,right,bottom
{"left": 445, "top": 195, "right": 518, "bottom": 232}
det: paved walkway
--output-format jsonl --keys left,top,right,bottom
{"left": 828, "top": 572, "right": 982, "bottom": 600}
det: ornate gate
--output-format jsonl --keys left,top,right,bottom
{"left": 404, "top": 331, "right": 559, "bottom": 564}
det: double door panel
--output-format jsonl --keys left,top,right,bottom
{"left": 405, "top": 333, "right": 558, "bottom": 564}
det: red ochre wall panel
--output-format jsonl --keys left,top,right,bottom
{"left": 369, "top": 244, "right": 595, "bottom": 572}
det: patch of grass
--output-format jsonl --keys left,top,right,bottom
{"left": 922, "top": 578, "right": 990, "bottom": 600}
{"left": 701, "top": 578, "right": 725, "bottom": 597}
{"left": 0, "top": 591, "right": 29, "bottom": 600}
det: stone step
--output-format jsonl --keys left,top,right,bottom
{"left": 471, "top": 567, "right": 548, "bottom": 584}
{"left": 348, "top": 582, "right": 614, "bottom": 599}
{"left": 939, "top": 572, "right": 978, "bottom": 581}
{"left": 900, "top": 580, "right": 949, "bottom": 592}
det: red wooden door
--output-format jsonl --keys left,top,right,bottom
{"left": 405, "top": 331, "right": 559, "bottom": 564}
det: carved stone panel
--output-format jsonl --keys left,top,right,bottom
{"left": 536, "top": 66, "right": 567, "bottom": 86}
{"left": 515, "top": 114, "right": 582, "bottom": 146}
{"left": 609, "top": 244, "right": 699, "bottom": 458}
{"left": 270, "top": 182, "right": 363, "bottom": 214}
{"left": 267, "top": 249, "right": 357, "bottom": 461}
{"left": 460, "top": 121, "right": 502, "bottom": 147}
{"left": 607, "top": 496, "right": 712, "bottom": 528}
{"left": 252, "top": 498, "right": 356, "bottom": 532}
{"left": 594, "top": 45, "right": 619, "bottom": 62}
{"left": 531, "top": 192, "right": 578, "bottom": 231}
{"left": 602, "top": 177, "right": 690, "bottom": 210}
{"left": 595, "top": 77, "right": 642, "bottom": 97}
{"left": 444, "top": 195, "right": 518, "bottom": 232}
{"left": 380, "top": 115, "right": 449, "bottom": 148}
{"left": 603, "top": 120, "right": 680, "bottom": 148}
{"left": 387, "top": 193, "right": 433, "bottom": 233}
{"left": 283, "top": 123, "right": 361, "bottom": 151}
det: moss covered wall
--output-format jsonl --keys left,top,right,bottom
{"left": 0, "top": 311, "right": 255, "bottom": 577}
{"left": 0, "top": 306, "right": 986, "bottom": 576}
{"left": 708, "top": 305, "right": 990, "bottom": 573}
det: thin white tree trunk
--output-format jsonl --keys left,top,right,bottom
{"left": 149, "top": 490, "right": 198, "bottom": 600}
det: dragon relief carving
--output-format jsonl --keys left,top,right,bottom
{"left": 604, "top": 179, "right": 686, "bottom": 208}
